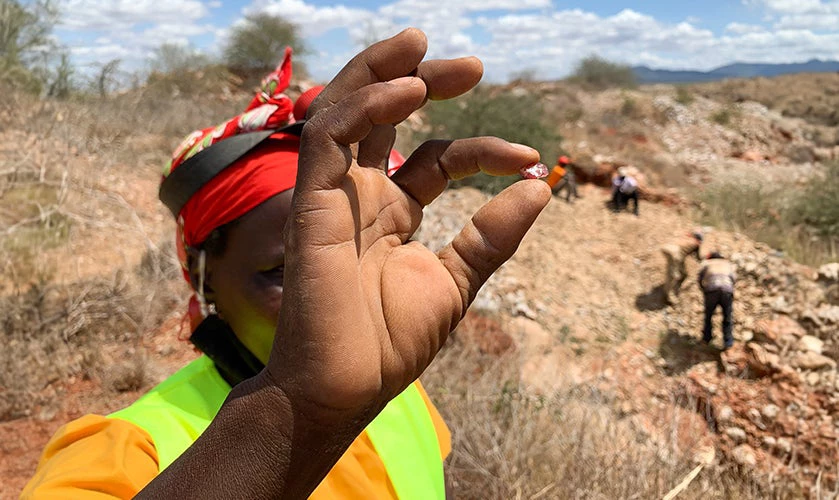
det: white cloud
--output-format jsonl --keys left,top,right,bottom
{"left": 381, "top": 0, "right": 548, "bottom": 14}
{"left": 746, "top": 0, "right": 839, "bottom": 30}
{"left": 245, "top": 0, "right": 373, "bottom": 37}
{"left": 774, "top": 13, "right": 839, "bottom": 29}
{"left": 56, "top": 0, "right": 220, "bottom": 75}
{"left": 725, "top": 22, "right": 766, "bottom": 34}
{"left": 474, "top": 7, "right": 839, "bottom": 79}
{"left": 745, "top": 0, "right": 827, "bottom": 14}
{"left": 58, "top": 0, "right": 209, "bottom": 30}
{"left": 52, "top": 0, "right": 839, "bottom": 84}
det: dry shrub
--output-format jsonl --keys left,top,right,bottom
{"left": 699, "top": 172, "right": 839, "bottom": 266}
{"left": 697, "top": 73, "right": 839, "bottom": 127}
{"left": 137, "top": 239, "right": 181, "bottom": 282}
{"left": 0, "top": 87, "right": 191, "bottom": 422}
{"left": 0, "top": 274, "right": 141, "bottom": 420}
{"left": 422, "top": 338, "right": 796, "bottom": 499}
{"left": 569, "top": 56, "right": 637, "bottom": 90}
{"left": 3, "top": 84, "right": 251, "bottom": 171}
{"left": 107, "top": 356, "right": 147, "bottom": 393}
{"left": 425, "top": 86, "right": 561, "bottom": 194}
{"left": 676, "top": 86, "right": 695, "bottom": 105}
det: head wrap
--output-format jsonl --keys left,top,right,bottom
{"left": 160, "top": 48, "right": 304, "bottom": 332}
{"left": 161, "top": 49, "right": 406, "bottom": 333}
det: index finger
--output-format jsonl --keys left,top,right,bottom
{"left": 308, "top": 28, "right": 484, "bottom": 118}
{"left": 308, "top": 28, "right": 428, "bottom": 118}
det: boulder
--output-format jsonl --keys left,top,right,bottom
{"left": 798, "top": 335, "right": 824, "bottom": 355}
{"left": 776, "top": 438, "right": 792, "bottom": 454}
{"left": 817, "top": 263, "right": 839, "bottom": 284}
{"left": 761, "top": 404, "right": 780, "bottom": 421}
{"left": 817, "top": 305, "right": 839, "bottom": 324}
{"left": 746, "top": 343, "right": 781, "bottom": 377}
{"left": 732, "top": 445, "right": 757, "bottom": 467}
{"left": 753, "top": 316, "right": 805, "bottom": 345}
{"left": 717, "top": 405, "right": 734, "bottom": 423}
{"left": 725, "top": 427, "right": 748, "bottom": 443}
{"left": 792, "top": 351, "right": 837, "bottom": 371}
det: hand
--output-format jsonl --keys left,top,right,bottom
{"left": 266, "top": 28, "right": 551, "bottom": 423}
{"left": 137, "top": 29, "right": 551, "bottom": 499}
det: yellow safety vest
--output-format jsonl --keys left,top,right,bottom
{"left": 110, "top": 355, "right": 444, "bottom": 499}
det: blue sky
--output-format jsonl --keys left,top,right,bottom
{"left": 52, "top": 0, "right": 839, "bottom": 82}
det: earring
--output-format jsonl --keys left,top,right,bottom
{"left": 197, "top": 249, "right": 210, "bottom": 317}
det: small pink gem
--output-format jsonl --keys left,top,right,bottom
{"left": 520, "top": 162, "right": 548, "bottom": 179}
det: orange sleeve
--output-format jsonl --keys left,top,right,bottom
{"left": 311, "top": 381, "right": 450, "bottom": 500}
{"left": 414, "top": 380, "right": 452, "bottom": 460}
{"left": 20, "top": 415, "right": 159, "bottom": 500}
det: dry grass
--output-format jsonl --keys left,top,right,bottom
{"left": 698, "top": 175, "right": 839, "bottom": 267}
{"left": 0, "top": 88, "right": 190, "bottom": 422}
{"left": 696, "top": 73, "right": 839, "bottom": 128}
{"left": 0, "top": 275, "right": 138, "bottom": 420}
{"left": 422, "top": 329, "right": 799, "bottom": 499}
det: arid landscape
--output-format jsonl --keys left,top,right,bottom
{"left": 2, "top": 49, "right": 839, "bottom": 500}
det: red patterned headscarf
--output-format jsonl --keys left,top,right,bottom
{"left": 161, "top": 48, "right": 405, "bottom": 333}
{"left": 161, "top": 48, "right": 306, "bottom": 331}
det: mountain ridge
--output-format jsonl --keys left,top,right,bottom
{"left": 634, "top": 59, "right": 839, "bottom": 84}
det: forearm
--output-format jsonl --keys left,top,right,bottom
{"left": 136, "top": 373, "right": 365, "bottom": 499}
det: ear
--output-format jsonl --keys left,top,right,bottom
{"left": 185, "top": 246, "right": 217, "bottom": 304}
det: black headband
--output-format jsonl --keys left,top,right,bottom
{"left": 159, "top": 120, "right": 306, "bottom": 218}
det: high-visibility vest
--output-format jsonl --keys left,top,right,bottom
{"left": 546, "top": 166, "right": 566, "bottom": 188}
{"left": 110, "top": 355, "right": 444, "bottom": 499}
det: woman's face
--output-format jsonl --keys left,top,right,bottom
{"left": 204, "top": 189, "right": 294, "bottom": 364}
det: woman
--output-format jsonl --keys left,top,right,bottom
{"left": 23, "top": 47, "right": 448, "bottom": 500}
{"left": 23, "top": 29, "right": 550, "bottom": 498}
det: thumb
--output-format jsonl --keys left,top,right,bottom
{"left": 437, "top": 180, "right": 550, "bottom": 313}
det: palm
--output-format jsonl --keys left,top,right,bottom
{"left": 267, "top": 29, "right": 550, "bottom": 421}
{"left": 274, "top": 164, "right": 456, "bottom": 411}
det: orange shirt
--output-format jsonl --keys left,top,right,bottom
{"left": 545, "top": 165, "right": 566, "bottom": 188}
{"left": 21, "top": 382, "right": 450, "bottom": 499}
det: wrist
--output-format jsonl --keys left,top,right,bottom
{"left": 219, "top": 373, "right": 366, "bottom": 498}
{"left": 252, "top": 366, "right": 379, "bottom": 432}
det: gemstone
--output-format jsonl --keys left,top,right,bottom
{"left": 519, "top": 162, "right": 549, "bottom": 179}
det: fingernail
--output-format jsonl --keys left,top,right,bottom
{"left": 510, "top": 143, "right": 537, "bottom": 154}
{"left": 390, "top": 76, "right": 420, "bottom": 88}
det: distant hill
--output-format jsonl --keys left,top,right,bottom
{"left": 634, "top": 59, "right": 839, "bottom": 84}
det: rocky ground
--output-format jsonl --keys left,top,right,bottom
{"left": 2, "top": 169, "right": 836, "bottom": 498}
{"left": 2, "top": 74, "right": 838, "bottom": 497}
{"left": 417, "top": 186, "right": 839, "bottom": 496}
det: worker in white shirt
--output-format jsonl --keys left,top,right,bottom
{"left": 611, "top": 167, "right": 639, "bottom": 215}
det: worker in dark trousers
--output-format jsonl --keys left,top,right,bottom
{"left": 611, "top": 167, "right": 639, "bottom": 215}
{"left": 552, "top": 156, "right": 578, "bottom": 203}
{"left": 699, "top": 252, "right": 736, "bottom": 349}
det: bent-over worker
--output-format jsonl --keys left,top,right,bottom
{"left": 699, "top": 252, "right": 736, "bottom": 349}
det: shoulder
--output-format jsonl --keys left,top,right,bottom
{"left": 21, "top": 415, "right": 158, "bottom": 499}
